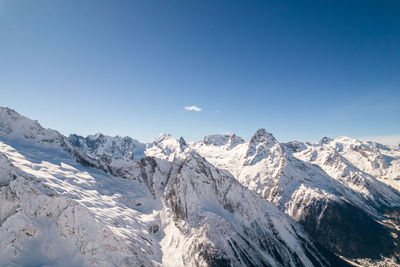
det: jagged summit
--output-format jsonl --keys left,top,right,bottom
{"left": 247, "top": 128, "right": 278, "bottom": 145}
{"left": 245, "top": 128, "right": 282, "bottom": 165}
{"left": 87, "top": 131, "right": 104, "bottom": 140}
{"left": 145, "top": 133, "right": 190, "bottom": 160}
{"left": 153, "top": 133, "right": 173, "bottom": 142}
{"left": 250, "top": 128, "right": 276, "bottom": 141}
{"left": 178, "top": 136, "right": 187, "bottom": 147}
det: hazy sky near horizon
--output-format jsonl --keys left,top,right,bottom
{"left": 1, "top": 0, "right": 399, "bottom": 143}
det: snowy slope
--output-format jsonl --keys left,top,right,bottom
{"left": 0, "top": 107, "right": 349, "bottom": 266}
{"left": 0, "top": 142, "right": 156, "bottom": 267}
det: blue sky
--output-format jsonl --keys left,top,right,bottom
{"left": 1, "top": 0, "right": 399, "bottom": 143}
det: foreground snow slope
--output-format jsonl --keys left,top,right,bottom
{"left": 0, "top": 107, "right": 349, "bottom": 266}
{"left": 0, "top": 141, "right": 158, "bottom": 266}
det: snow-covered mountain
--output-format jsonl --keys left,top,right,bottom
{"left": 0, "top": 107, "right": 348, "bottom": 266}
{"left": 68, "top": 133, "right": 146, "bottom": 161}
{"left": 192, "top": 129, "right": 400, "bottom": 265}
{"left": 1, "top": 106, "right": 399, "bottom": 266}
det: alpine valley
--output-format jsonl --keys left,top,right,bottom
{"left": 1, "top": 106, "right": 399, "bottom": 267}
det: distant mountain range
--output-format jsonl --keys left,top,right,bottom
{"left": 1, "top": 106, "right": 399, "bottom": 266}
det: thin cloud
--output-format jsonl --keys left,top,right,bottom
{"left": 184, "top": 106, "right": 202, "bottom": 112}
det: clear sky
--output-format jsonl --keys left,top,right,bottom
{"left": 1, "top": 0, "right": 399, "bottom": 143}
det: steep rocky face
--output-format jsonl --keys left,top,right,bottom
{"left": 297, "top": 200, "right": 396, "bottom": 260}
{"left": 193, "top": 129, "right": 400, "bottom": 264}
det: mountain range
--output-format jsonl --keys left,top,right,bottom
{"left": 1, "top": 106, "right": 399, "bottom": 266}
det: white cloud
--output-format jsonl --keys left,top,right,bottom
{"left": 359, "top": 134, "right": 400, "bottom": 146}
{"left": 184, "top": 106, "right": 202, "bottom": 112}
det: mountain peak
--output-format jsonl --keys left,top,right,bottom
{"left": 87, "top": 132, "right": 104, "bottom": 140}
{"left": 319, "top": 136, "right": 332, "bottom": 144}
{"left": 0, "top": 107, "right": 29, "bottom": 127}
{"left": 150, "top": 133, "right": 187, "bottom": 151}
{"left": 0, "top": 106, "right": 64, "bottom": 146}
{"left": 0, "top": 106, "right": 18, "bottom": 116}
{"left": 179, "top": 136, "right": 188, "bottom": 148}
{"left": 153, "top": 133, "right": 174, "bottom": 144}
{"left": 249, "top": 128, "right": 277, "bottom": 145}
{"left": 245, "top": 128, "right": 282, "bottom": 165}
{"left": 254, "top": 127, "right": 268, "bottom": 135}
